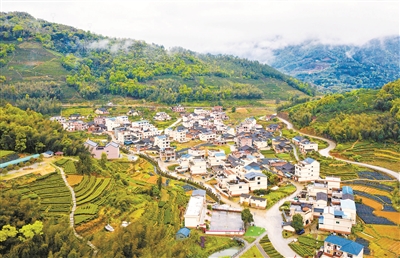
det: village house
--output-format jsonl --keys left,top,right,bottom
{"left": 50, "top": 116, "right": 66, "bottom": 124}
{"left": 170, "top": 126, "right": 188, "bottom": 143}
{"left": 126, "top": 109, "right": 139, "bottom": 116}
{"left": 154, "top": 135, "right": 170, "bottom": 150}
{"left": 160, "top": 147, "right": 176, "bottom": 161}
{"left": 299, "top": 141, "right": 318, "bottom": 154}
{"left": 207, "top": 150, "right": 226, "bottom": 167}
{"left": 322, "top": 235, "right": 364, "bottom": 258}
{"left": 284, "top": 202, "right": 314, "bottom": 227}
{"left": 184, "top": 190, "right": 206, "bottom": 228}
{"left": 189, "top": 158, "right": 207, "bottom": 175}
{"left": 172, "top": 105, "right": 185, "bottom": 112}
{"left": 94, "top": 116, "right": 106, "bottom": 125}
{"left": 153, "top": 112, "right": 171, "bottom": 121}
{"left": 239, "top": 194, "right": 267, "bottom": 209}
{"left": 199, "top": 131, "right": 216, "bottom": 142}
{"left": 318, "top": 207, "right": 353, "bottom": 234}
{"left": 294, "top": 158, "right": 320, "bottom": 182}
{"left": 266, "top": 124, "right": 280, "bottom": 132}
{"left": 84, "top": 139, "right": 120, "bottom": 159}
{"left": 95, "top": 107, "right": 109, "bottom": 115}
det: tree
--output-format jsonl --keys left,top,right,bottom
{"left": 157, "top": 176, "right": 162, "bottom": 190}
{"left": 291, "top": 214, "right": 304, "bottom": 232}
{"left": 76, "top": 152, "right": 93, "bottom": 174}
{"left": 18, "top": 221, "right": 43, "bottom": 241}
{"left": 231, "top": 107, "right": 236, "bottom": 113}
{"left": 265, "top": 171, "right": 279, "bottom": 186}
{"left": 241, "top": 208, "right": 254, "bottom": 230}
{"left": 100, "top": 152, "right": 107, "bottom": 169}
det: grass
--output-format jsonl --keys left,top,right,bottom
{"left": 244, "top": 226, "right": 266, "bottom": 237}
{"left": 265, "top": 183, "right": 297, "bottom": 209}
{"left": 167, "top": 164, "right": 179, "bottom": 171}
{"left": 171, "top": 140, "right": 202, "bottom": 151}
{"left": 243, "top": 236, "right": 256, "bottom": 243}
{"left": 241, "top": 245, "right": 262, "bottom": 258}
{"left": 0, "top": 150, "right": 15, "bottom": 158}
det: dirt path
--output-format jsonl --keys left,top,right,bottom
{"left": 55, "top": 163, "right": 99, "bottom": 257}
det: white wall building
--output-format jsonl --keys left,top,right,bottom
{"left": 154, "top": 135, "right": 170, "bottom": 150}
{"left": 189, "top": 158, "right": 207, "bottom": 175}
{"left": 184, "top": 190, "right": 206, "bottom": 228}
{"left": 295, "top": 158, "right": 320, "bottom": 182}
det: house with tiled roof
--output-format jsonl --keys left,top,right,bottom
{"left": 84, "top": 139, "right": 120, "bottom": 159}
{"left": 294, "top": 158, "right": 320, "bottom": 182}
{"left": 322, "top": 235, "right": 364, "bottom": 258}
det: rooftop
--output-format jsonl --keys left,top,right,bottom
{"left": 185, "top": 196, "right": 204, "bottom": 217}
{"left": 324, "top": 235, "right": 364, "bottom": 255}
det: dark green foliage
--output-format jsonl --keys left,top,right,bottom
{"left": 0, "top": 104, "right": 87, "bottom": 155}
{"left": 0, "top": 11, "right": 314, "bottom": 105}
{"left": 285, "top": 79, "right": 400, "bottom": 142}
{"left": 241, "top": 208, "right": 254, "bottom": 230}
{"left": 75, "top": 152, "right": 93, "bottom": 174}
{"left": 291, "top": 214, "right": 304, "bottom": 232}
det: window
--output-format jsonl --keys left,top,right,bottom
{"left": 239, "top": 186, "right": 242, "bottom": 189}
{"left": 258, "top": 182, "right": 261, "bottom": 185}
{"left": 336, "top": 221, "right": 340, "bottom": 224}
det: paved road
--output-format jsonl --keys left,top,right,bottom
{"left": 55, "top": 163, "right": 99, "bottom": 257}
{"left": 291, "top": 144, "right": 299, "bottom": 161}
{"left": 234, "top": 231, "right": 269, "bottom": 257}
{"left": 278, "top": 117, "right": 399, "bottom": 181}
{"left": 159, "top": 158, "right": 301, "bottom": 258}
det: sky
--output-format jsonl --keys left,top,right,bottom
{"left": 1, "top": 0, "right": 399, "bottom": 63}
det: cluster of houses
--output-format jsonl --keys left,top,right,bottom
{"left": 283, "top": 177, "right": 357, "bottom": 235}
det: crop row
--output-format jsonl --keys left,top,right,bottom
{"left": 355, "top": 203, "right": 395, "bottom": 225}
{"left": 55, "top": 158, "right": 69, "bottom": 166}
{"left": 76, "top": 178, "right": 103, "bottom": 201}
{"left": 347, "top": 181, "right": 394, "bottom": 192}
{"left": 41, "top": 196, "right": 71, "bottom": 204}
{"left": 76, "top": 178, "right": 111, "bottom": 205}
{"left": 75, "top": 204, "right": 99, "bottom": 215}
{"left": 74, "top": 175, "right": 90, "bottom": 192}
{"left": 75, "top": 176, "right": 97, "bottom": 197}
{"left": 64, "top": 160, "right": 77, "bottom": 174}
{"left": 358, "top": 171, "right": 393, "bottom": 180}
{"left": 298, "top": 236, "right": 324, "bottom": 249}
{"left": 289, "top": 242, "right": 314, "bottom": 257}
{"left": 75, "top": 214, "right": 96, "bottom": 225}
{"left": 259, "top": 235, "right": 284, "bottom": 258}
{"left": 354, "top": 191, "right": 389, "bottom": 205}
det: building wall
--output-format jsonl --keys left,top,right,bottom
{"left": 227, "top": 183, "right": 249, "bottom": 196}
{"left": 319, "top": 215, "right": 352, "bottom": 234}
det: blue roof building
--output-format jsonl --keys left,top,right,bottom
{"left": 324, "top": 235, "right": 364, "bottom": 257}
{"left": 342, "top": 186, "right": 354, "bottom": 195}
{"left": 176, "top": 227, "right": 191, "bottom": 240}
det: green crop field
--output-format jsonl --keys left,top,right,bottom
{"left": 259, "top": 235, "right": 284, "bottom": 258}
{"left": 17, "top": 172, "right": 72, "bottom": 217}
{"left": 244, "top": 226, "right": 266, "bottom": 237}
{"left": 265, "top": 184, "right": 297, "bottom": 209}
{"left": 0, "top": 150, "right": 15, "bottom": 158}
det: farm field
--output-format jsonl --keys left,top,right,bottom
{"left": 15, "top": 171, "right": 72, "bottom": 217}
{"left": 259, "top": 235, "right": 284, "bottom": 258}
{"left": 243, "top": 226, "right": 266, "bottom": 237}
{"left": 350, "top": 180, "right": 400, "bottom": 258}
{"left": 331, "top": 141, "right": 400, "bottom": 171}
{"left": 241, "top": 245, "right": 262, "bottom": 258}
{"left": 289, "top": 235, "right": 324, "bottom": 257}
{"left": 0, "top": 150, "right": 15, "bottom": 158}
{"left": 66, "top": 175, "right": 83, "bottom": 186}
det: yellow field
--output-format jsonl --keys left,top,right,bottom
{"left": 376, "top": 238, "right": 400, "bottom": 254}
{"left": 361, "top": 197, "right": 383, "bottom": 210}
{"left": 350, "top": 185, "right": 391, "bottom": 197}
{"left": 374, "top": 211, "right": 400, "bottom": 224}
{"left": 371, "top": 225, "right": 400, "bottom": 240}
{"left": 66, "top": 175, "right": 83, "bottom": 186}
{"left": 369, "top": 242, "right": 397, "bottom": 258}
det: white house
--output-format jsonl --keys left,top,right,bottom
{"left": 184, "top": 190, "right": 207, "bottom": 228}
{"left": 199, "top": 131, "right": 216, "bottom": 142}
{"left": 154, "top": 135, "right": 170, "bottom": 150}
{"left": 318, "top": 207, "right": 352, "bottom": 234}
{"left": 171, "top": 126, "right": 188, "bottom": 143}
{"left": 295, "top": 158, "right": 320, "bottom": 182}
{"left": 105, "top": 118, "right": 120, "bottom": 131}
{"left": 189, "top": 158, "right": 207, "bottom": 175}
{"left": 323, "top": 235, "right": 364, "bottom": 258}
{"left": 299, "top": 141, "right": 318, "bottom": 154}
{"left": 243, "top": 172, "right": 268, "bottom": 191}
{"left": 226, "top": 180, "right": 249, "bottom": 196}
{"left": 207, "top": 150, "right": 226, "bottom": 167}
{"left": 239, "top": 194, "right": 267, "bottom": 209}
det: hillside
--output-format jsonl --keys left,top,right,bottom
{"left": 283, "top": 79, "right": 400, "bottom": 142}
{"left": 269, "top": 36, "right": 399, "bottom": 92}
{"left": 0, "top": 12, "right": 314, "bottom": 113}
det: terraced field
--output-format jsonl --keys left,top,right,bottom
{"left": 16, "top": 171, "right": 71, "bottom": 217}
{"left": 73, "top": 175, "right": 113, "bottom": 225}
{"left": 332, "top": 141, "right": 400, "bottom": 171}
{"left": 55, "top": 158, "right": 77, "bottom": 174}
{"left": 259, "top": 235, "right": 284, "bottom": 258}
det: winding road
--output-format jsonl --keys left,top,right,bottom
{"left": 278, "top": 117, "right": 399, "bottom": 181}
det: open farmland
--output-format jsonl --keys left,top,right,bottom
{"left": 332, "top": 141, "right": 400, "bottom": 171}
{"left": 16, "top": 171, "right": 72, "bottom": 217}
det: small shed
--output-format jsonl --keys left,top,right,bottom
{"left": 55, "top": 151, "right": 64, "bottom": 156}
{"left": 42, "top": 151, "right": 54, "bottom": 158}
{"left": 176, "top": 227, "right": 190, "bottom": 240}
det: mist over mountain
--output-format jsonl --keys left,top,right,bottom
{"left": 266, "top": 36, "right": 400, "bottom": 92}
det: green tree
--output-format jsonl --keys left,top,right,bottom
{"left": 231, "top": 107, "right": 236, "bottom": 113}
{"left": 18, "top": 221, "right": 43, "bottom": 241}
{"left": 291, "top": 214, "right": 304, "bottom": 232}
{"left": 241, "top": 208, "right": 254, "bottom": 230}
{"left": 0, "top": 225, "right": 18, "bottom": 242}
{"left": 76, "top": 152, "right": 93, "bottom": 174}
{"left": 100, "top": 152, "right": 107, "bottom": 169}
{"left": 157, "top": 176, "right": 162, "bottom": 190}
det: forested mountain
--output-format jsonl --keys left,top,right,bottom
{"left": 0, "top": 12, "right": 314, "bottom": 113}
{"left": 282, "top": 79, "right": 400, "bottom": 142}
{"left": 269, "top": 36, "right": 399, "bottom": 92}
